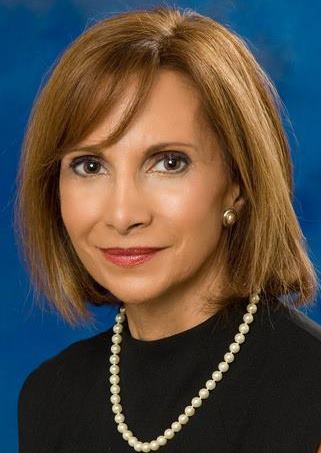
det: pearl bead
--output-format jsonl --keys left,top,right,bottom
{"left": 199, "top": 388, "right": 209, "bottom": 399}
{"left": 110, "top": 384, "right": 120, "bottom": 394}
{"left": 117, "top": 422, "right": 128, "bottom": 433}
{"left": 128, "top": 436, "right": 138, "bottom": 446}
{"left": 229, "top": 342, "right": 240, "bottom": 353}
{"left": 111, "top": 344, "right": 121, "bottom": 354}
{"left": 110, "top": 364, "right": 119, "bottom": 374}
{"left": 142, "top": 442, "right": 150, "bottom": 451}
{"left": 178, "top": 414, "right": 189, "bottom": 424}
{"left": 150, "top": 440, "right": 160, "bottom": 450}
{"left": 247, "top": 303, "right": 257, "bottom": 313}
{"left": 212, "top": 370, "right": 223, "bottom": 381}
{"left": 239, "top": 323, "right": 249, "bottom": 334}
{"left": 218, "top": 361, "right": 229, "bottom": 372}
{"left": 185, "top": 405, "right": 195, "bottom": 416}
{"left": 112, "top": 403, "right": 122, "bottom": 413}
{"left": 191, "top": 396, "right": 202, "bottom": 408}
{"left": 164, "top": 429, "right": 174, "bottom": 439}
{"left": 115, "top": 413, "right": 124, "bottom": 423}
{"left": 171, "top": 421, "right": 182, "bottom": 432}
{"left": 243, "top": 313, "right": 254, "bottom": 324}
{"left": 110, "top": 354, "right": 120, "bottom": 364}
{"left": 156, "top": 436, "right": 167, "bottom": 446}
{"left": 112, "top": 334, "right": 122, "bottom": 344}
{"left": 110, "top": 374, "right": 120, "bottom": 385}
{"left": 224, "top": 352, "right": 234, "bottom": 363}
{"left": 123, "top": 430, "right": 133, "bottom": 440}
{"left": 116, "top": 312, "right": 125, "bottom": 320}
{"left": 110, "top": 394, "right": 120, "bottom": 404}
{"left": 110, "top": 292, "right": 260, "bottom": 450}
{"left": 205, "top": 379, "right": 216, "bottom": 390}
{"left": 134, "top": 440, "right": 143, "bottom": 451}
{"left": 250, "top": 294, "right": 260, "bottom": 303}
{"left": 234, "top": 333, "right": 245, "bottom": 343}
{"left": 113, "top": 324, "right": 123, "bottom": 334}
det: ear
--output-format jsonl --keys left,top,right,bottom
{"left": 225, "top": 181, "right": 245, "bottom": 212}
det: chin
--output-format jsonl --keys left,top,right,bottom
{"left": 105, "top": 281, "right": 167, "bottom": 306}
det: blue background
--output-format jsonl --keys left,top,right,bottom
{"left": 1, "top": 1, "right": 321, "bottom": 451}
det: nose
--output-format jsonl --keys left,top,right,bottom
{"left": 103, "top": 171, "right": 152, "bottom": 234}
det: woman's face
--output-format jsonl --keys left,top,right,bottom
{"left": 59, "top": 69, "right": 242, "bottom": 307}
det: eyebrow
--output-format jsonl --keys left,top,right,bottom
{"left": 63, "top": 141, "right": 197, "bottom": 157}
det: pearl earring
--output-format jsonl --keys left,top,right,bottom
{"left": 222, "top": 208, "right": 237, "bottom": 227}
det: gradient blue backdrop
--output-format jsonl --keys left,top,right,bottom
{"left": 1, "top": 1, "right": 321, "bottom": 451}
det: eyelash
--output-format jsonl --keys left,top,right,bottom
{"left": 68, "top": 151, "right": 190, "bottom": 178}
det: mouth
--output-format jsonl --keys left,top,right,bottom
{"left": 99, "top": 247, "right": 166, "bottom": 267}
{"left": 101, "top": 247, "right": 165, "bottom": 255}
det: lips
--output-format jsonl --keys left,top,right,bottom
{"left": 100, "top": 248, "right": 164, "bottom": 267}
{"left": 101, "top": 247, "right": 164, "bottom": 256}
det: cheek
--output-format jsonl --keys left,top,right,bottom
{"left": 168, "top": 176, "right": 224, "bottom": 230}
{"left": 59, "top": 179, "right": 102, "bottom": 239}
{"left": 162, "top": 176, "right": 225, "bottom": 256}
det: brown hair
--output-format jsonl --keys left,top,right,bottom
{"left": 14, "top": 6, "right": 319, "bottom": 327}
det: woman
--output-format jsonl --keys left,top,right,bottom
{"left": 16, "top": 6, "right": 321, "bottom": 453}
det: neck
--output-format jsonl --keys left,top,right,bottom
{"left": 124, "top": 301, "right": 217, "bottom": 341}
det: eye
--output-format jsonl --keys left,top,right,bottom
{"left": 151, "top": 151, "right": 190, "bottom": 174}
{"left": 68, "top": 156, "right": 106, "bottom": 177}
{"left": 67, "top": 151, "right": 190, "bottom": 177}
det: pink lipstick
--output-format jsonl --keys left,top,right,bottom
{"left": 100, "top": 247, "right": 165, "bottom": 267}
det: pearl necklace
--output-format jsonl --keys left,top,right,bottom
{"left": 109, "top": 291, "right": 261, "bottom": 452}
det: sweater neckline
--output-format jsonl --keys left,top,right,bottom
{"left": 120, "top": 297, "right": 250, "bottom": 352}
{"left": 122, "top": 308, "right": 220, "bottom": 346}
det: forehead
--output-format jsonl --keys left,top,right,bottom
{"left": 78, "top": 69, "right": 207, "bottom": 148}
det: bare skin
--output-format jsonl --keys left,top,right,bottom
{"left": 59, "top": 69, "right": 244, "bottom": 341}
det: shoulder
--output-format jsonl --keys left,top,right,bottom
{"left": 246, "top": 299, "right": 321, "bottom": 448}
{"left": 18, "top": 326, "right": 113, "bottom": 412}
{"left": 258, "top": 299, "right": 321, "bottom": 384}
{"left": 233, "top": 299, "right": 321, "bottom": 450}
{"left": 266, "top": 300, "right": 321, "bottom": 358}
{"left": 18, "top": 327, "right": 114, "bottom": 450}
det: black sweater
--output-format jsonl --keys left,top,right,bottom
{"left": 18, "top": 295, "right": 321, "bottom": 452}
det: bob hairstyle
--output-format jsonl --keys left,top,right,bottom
{"left": 14, "top": 6, "right": 319, "bottom": 327}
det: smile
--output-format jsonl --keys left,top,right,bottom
{"left": 100, "top": 249, "right": 163, "bottom": 267}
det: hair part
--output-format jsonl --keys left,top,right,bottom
{"left": 14, "top": 6, "right": 320, "bottom": 327}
